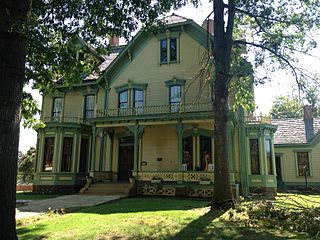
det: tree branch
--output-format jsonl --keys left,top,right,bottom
{"left": 233, "top": 39, "right": 300, "bottom": 85}
{"left": 235, "top": 7, "right": 291, "bottom": 24}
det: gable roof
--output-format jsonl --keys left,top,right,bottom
{"left": 55, "top": 14, "right": 213, "bottom": 89}
{"left": 272, "top": 118, "right": 320, "bottom": 145}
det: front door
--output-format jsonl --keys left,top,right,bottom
{"left": 118, "top": 136, "right": 134, "bottom": 182}
{"left": 275, "top": 156, "right": 282, "bottom": 184}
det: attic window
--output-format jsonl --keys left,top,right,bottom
{"left": 160, "top": 37, "right": 177, "bottom": 63}
{"left": 158, "top": 31, "right": 180, "bottom": 64}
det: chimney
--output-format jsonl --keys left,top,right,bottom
{"left": 304, "top": 105, "right": 314, "bottom": 142}
{"left": 202, "top": 19, "right": 214, "bottom": 35}
{"left": 109, "top": 36, "right": 119, "bottom": 46}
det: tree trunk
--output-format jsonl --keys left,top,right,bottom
{"left": 0, "top": 1, "right": 31, "bottom": 238}
{"left": 212, "top": 0, "right": 234, "bottom": 208}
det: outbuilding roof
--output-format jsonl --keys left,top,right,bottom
{"left": 272, "top": 118, "right": 320, "bottom": 144}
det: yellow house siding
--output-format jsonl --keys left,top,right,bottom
{"left": 42, "top": 95, "right": 53, "bottom": 118}
{"left": 276, "top": 146, "right": 320, "bottom": 183}
{"left": 107, "top": 32, "right": 210, "bottom": 110}
{"left": 141, "top": 125, "right": 178, "bottom": 171}
{"left": 97, "top": 88, "right": 105, "bottom": 110}
{"left": 64, "top": 91, "right": 83, "bottom": 118}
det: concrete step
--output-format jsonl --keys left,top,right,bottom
{"left": 85, "top": 183, "right": 131, "bottom": 195}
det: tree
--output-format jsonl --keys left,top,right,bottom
{"left": 0, "top": 0, "right": 191, "bottom": 238}
{"left": 270, "top": 95, "right": 303, "bottom": 119}
{"left": 208, "top": 0, "right": 320, "bottom": 208}
{"left": 17, "top": 147, "right": 36, "bottom": 183}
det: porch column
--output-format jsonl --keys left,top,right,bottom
{"left": 90, "top": 127, "right": 97, "bottom": 171}
{"left": 99, "top": 130, "right": 106, "bottom": 171}
{"left": 128, "top": 125, "right": 145, "bottom": 171}
{"left": 176, "top": 122, "right": 184, "bottom": 171}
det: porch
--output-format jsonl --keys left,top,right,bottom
{"left": 89, "top": 170, "right": 237, "bottom": 198}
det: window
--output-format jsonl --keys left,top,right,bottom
{"left": 160, "top": 37, "right": 177, "bottom": 63}
{"left": 265, "top": 139, "right": 273, "bottom": 175}
{"left": 79, "top": 138, "right": 89, "bottom": 172}
{"left": 84, "top": 95, "right": 95, "bottom": 119}
{"left": 160, "top": 39, "right": 167, "bottom": 63}
{"left": 170, "top": 38, "right": 177, "bottom": 62}
{"left": 297, "top": 152, "right": 310, "bottom": 176}
{"left": 52, "top": 98, "right": 63, "bottom": 120}
{"left": 118, "top": 90, "right": 128, "bottom": 109}
{"left": 61, "top": 137, "right": 73, "bottom": 172}
{"left": 133, "top": 89, "right": 144, "bottom": 114}
{"left": 43, "top": 137, "right": 54, "bottom": 172}
{"left": 250, "top": 139, "right": 260, "bottom": 174}
{"left": 170, "top": 85, "right": 181, "bottom": 112}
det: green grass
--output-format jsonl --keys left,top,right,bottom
{"left": 16, "top": 191, "right": 61, "bottom": 200}
{"left": 17, "top": 197, "right": 313, "bottom": 240}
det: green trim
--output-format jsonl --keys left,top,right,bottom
{"left": 282, "top": 181, "right": 320, "bottom": 186}
{"left": 165, "top": 78, "right": 186, "bottom": 87}
{"left": 114, "top": 82, "right": 148, "bottom": 93}
{"left": 80, "top": 86, "right": 99, "bottom": 96}
{"left": 198, "top": 129, "right": 214, "bottom": 138}
{"left": 156, "top": 31, "right": 181, "bottom": 40}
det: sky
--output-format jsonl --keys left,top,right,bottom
{"left": 19, "top": 1, "right": 320, "bottom": 153}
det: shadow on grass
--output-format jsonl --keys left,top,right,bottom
{"left": 168, "top": 209, "right": 309, "bottom": 240}
{"left": 73, "top": 197, "right": 210, "bottom": 215}
{"left": 17, "top": 223, "right": 48, "bottom": 240}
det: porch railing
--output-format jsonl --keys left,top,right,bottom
{"left": 96, "top": 102, "right": 213, "bottom": 118}
{"left": 132, "top": 171, "right": 235, "bottom": 183}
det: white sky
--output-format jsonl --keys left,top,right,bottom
{"left": 19, "top": 1, "right": 320, "bottom": 153}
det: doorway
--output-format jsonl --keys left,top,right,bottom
{"left": 118, "top": 136, "right": 134, "bottom": 182}
{"left": 275, "top": 155, "right": 283, "bottom": 184}
{"left": 200, "top": 136, "right": 212, "bottom": 171}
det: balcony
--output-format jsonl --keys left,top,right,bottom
{"left": 96, "top": 102, "right": 214, "bottom": 118}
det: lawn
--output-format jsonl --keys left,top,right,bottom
{"left": 17, "top": 196, "right": 315, "bottom": 240}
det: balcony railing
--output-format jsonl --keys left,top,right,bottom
{"left": 245, "top": 114, "right": 272, "bottom": 124}
{"left": 96, "top": 102, "right": 213, "bottom": 118}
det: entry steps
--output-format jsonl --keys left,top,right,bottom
{"left": 84, "top": 183, "right": 131, "bottom": 195}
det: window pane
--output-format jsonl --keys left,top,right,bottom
{"left": 52, "top": 98, "right": 62, "bottom": 119}
{"left": 250, "top": 139, "right": 260, "bottom": 174}
{"left": 170, "top": 85, "right": 181, "bottom": 113}
{"left": 134, "top": 89, "right": 143, "bottom": 107}
{"left": 297, "top": 152, "right": 310, "bottom": 176}
{"left": 119, "top": 90, "right": 128, "bottom": 109}
{"left": 61, "top": 137, "right": 73, "bottom": 172}
{"left": 160, "top": 39, "right": 167, "bottom": 63}
{"left": 170, "top": 38, "right": 177, "bottom": 62}
{"left": 265, "top": 139, "right": 273, "bottom": 175}
{"left": 43, "top": 137, "right": 54, "bottom": 172}
{"left": 85, "top": 95, "right": 95, "bottom": 119}
{"left": 133, "top": 89, "right": 143, "bottom": 114}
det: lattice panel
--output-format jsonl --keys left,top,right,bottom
{"left": 188, "top": 188, "right": 213, "bottom": 198}
{"left": 137, "top": 172, "right": 183, "bottom": 181}
{"left": 139, "top": 186, "right": 176, "bottom": 196}
{"left": 183, "top": 172, "right": 214, "bottom": 182}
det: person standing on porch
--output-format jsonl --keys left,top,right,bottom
{"left": 204, "top": 150, "right": 210, "bottom": 171}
